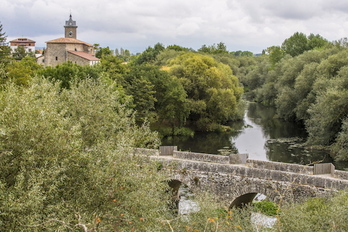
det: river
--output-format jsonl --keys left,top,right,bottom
{"left": 162, "top": 102, "right": 347, "bottom": 170}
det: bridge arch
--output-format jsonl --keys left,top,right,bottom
{"left": 228, "top": 184, "right": 281, "bottom": 209}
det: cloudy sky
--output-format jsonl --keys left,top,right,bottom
{"left": 2, "top": 0, "right": 348, "bottom": 54}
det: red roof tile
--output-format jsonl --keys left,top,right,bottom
{"left": 68, "top": 50, "right": 100, "bottom": 61}
{"left": 10, "top": 38, "right": 36, "bottom": 43}
{"left": 46, "top": 38, "right": 93, "bottom": 47}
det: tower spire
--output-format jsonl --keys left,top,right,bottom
{"left": 64, "top": 14, "right": 78, "bottom": 39}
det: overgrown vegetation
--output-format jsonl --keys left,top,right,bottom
{"left": 253, "top": 200, "right": 279, "bottom": 216}
{"left": 0, "top": 77, "right": 172, "bottom": 231}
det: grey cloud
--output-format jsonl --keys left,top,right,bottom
{"left": 2, "top": 0, "right": 348, "bottom": 54}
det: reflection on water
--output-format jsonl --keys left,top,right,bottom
{"left": 162, "top": 102, "right": 347, "bottom": 169}
{"left": 232, "top": 110, "right": 269, "bottom": 161}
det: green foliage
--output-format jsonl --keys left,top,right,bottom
{"left": 0, "top": 22, "right": 11, "bottom": 63}
{"left": 282, "top": 32, "right": 309, "bottom": 57}
{"left": 12, "top": 46, "right": 31, "bottom": 60}
{"left": 281, "top": 32, "right": 329, "bottom": 57}
{"left": 155, "top": 48, "right": 185, "bottom": 66}
{"left": 1, "top": 57, "right": 43, "bottom": 87}
{"left": 252, "top": 200, "right": 279, "bottom": 216}
{"left": 0, "top": 77, "right": 173, "bottom": 231}
{"left": 115, "top": 47, "right": 132, "bottom": 61}
{"left": 242, "top": 43, "right": 348, "bottom": 162}
{"left": 230, "top": 50, "right": 254, "bottom": 57}
{"left": 332, "top": 118, "right": 348, "bottom": 161}
{"left": 198, "top": 42, "right": 229, "bottom": 54}
{"left": 307, "top": 33, "right": 330, "bottom": 50}
{"left": 278, "top": 192, "right": 348, "bottom": 231}
{"left": 100, "top": 55, "right": 128, "bottom": 84}
{"left": 157, "top": 75, "right": 190, "bottom": 129}
{"left": 40, "top": 61, "right": 102, "bottom": 89}
{"left": 134, "top": 43, "right": 165, "bottom": 65}
{"left": 212, "top": 54, "right": 240, "bottom": 75}
{"left": 124, "top": 64, "right": 190, "bottom": 128}
{"left": 306, "top": 73, "right": 348, "bottom": 145}
{"left": 166, "top": 44, "right": 191, "bottom": 52}
{"left": 95, "top": 46, "right": 113, "bottom": 58}
{"left": 124, "top": 65, "right": 157, "bottom": 122}
{"left": 267, "top": 46, "right": 285, "bottom": 68}
{"left": 168, "top": 52, "right": 243, "bottom": 130}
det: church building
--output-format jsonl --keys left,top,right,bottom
{"left": 38, "top": 15, "right": 100, "bottom": 66}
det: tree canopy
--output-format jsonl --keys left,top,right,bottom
{"left": 168, "top": 52, "right": 243, "bottom": 131}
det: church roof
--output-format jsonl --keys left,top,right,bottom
{"left": 46, "top": 38, "right": 93, "bottom": 47}
{"left": 68, "top": 50, "right": 100, "bottom": 61}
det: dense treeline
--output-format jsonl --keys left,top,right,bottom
{"left": 1, "top": 39, "right": 246, "bottom": 135}
{"left": 240, "top": 32, "right": 348, "bottom": 162}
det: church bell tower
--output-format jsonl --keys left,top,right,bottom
{"left": 64, "top": 14, "right": 78, "bottom": 39}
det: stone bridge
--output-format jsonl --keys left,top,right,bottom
{"left": 134, "top": 147, "right": 348, "bottom": 208}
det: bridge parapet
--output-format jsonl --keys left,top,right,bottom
{"left": 246, "top": 159, "right": 314, "bottom": 175}
{"left": 173, "top": 151, "right": 230, "bottom": 164}
{"left": 334, "top": 170, "right": 348, "bottom": 180}
{"left": 157, "top": 157, "right": 348, "bottom": 191}
{"left": 160, "top": 147, "right": 346, "bottom": 179}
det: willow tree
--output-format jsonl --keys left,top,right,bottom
{"left": 168, "top": 52, "right": 243, "bottom": 131}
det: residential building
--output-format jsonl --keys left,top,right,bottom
{"left": 9, "top": 38, "right": 36, "bottom": 53}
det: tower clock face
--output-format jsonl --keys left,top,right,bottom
{"left": 69, "top": 31, "right": 73, "bottom": 37}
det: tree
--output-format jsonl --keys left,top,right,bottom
{"left": 0, "top": 77, "right": 171, "bottom": 231}
{"left": 307, "top": 33, "right": 330, "bottom": 50}
{"left": 100, "top": 55, "right": 128, "bottom": 85}
{"left": 158, "top": 76, "right": 190, "bottom": 130}
{"left": 0, "top": 22, "right": 11, "bottom": 63}
{"left": 306, "top": 67, "right": 348, "bottom": 146}
{"left": 95, "top": 46, "right": 113, "bottom": 58}
{"left": 40, "top": 61, "right": 102, "bottom": 89}
{"left": 230, "top": 50, "right": 254, "bottom": 57}
{"left": 198, "top": 42, "right": 229, "bottom": 54}
{"left": 2, "top": 57, "right": 42, "bottom": 87}
{"left": 281, "top": 32, "right": 309, "bottom": 57}
{"left": 134, "top": 43, "right": 165, "bottom": 65}
{"left": 12, "top": 46, "right": 27, "bottom": 60}
{"left": 124, "top": 66, "right": 157, "bottom": 123}
{"left": 281, "top": 32, "right": 330, "bottom": 57}
{"left": 267, "top": 46, "right": 285, "bottom": 68}
{"left": 166, "top": 44, "right": 190, "bottom": 51}
{"left": 169, "top": 52, "right": 243, "bottom": 130}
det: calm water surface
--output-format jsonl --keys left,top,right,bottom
{"left": 162, "top": 102, "right": 347, "bottom": 170}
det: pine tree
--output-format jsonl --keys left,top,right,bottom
{"left": 0, "top": 22, "right": 11, "bottom": 63}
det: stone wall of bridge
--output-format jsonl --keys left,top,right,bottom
{"left": 133, "top": 147, "right": 348, "bottom": 206}
{"left": 157, "top": 157, "right": 348, "bottom": 206}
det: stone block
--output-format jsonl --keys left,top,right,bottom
{"left": 229, "top": 153, "right": 248, "bottom": 164}
{"left": 314, "top": 163, "right": 335, "bottom": 175}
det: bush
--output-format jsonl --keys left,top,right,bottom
{"left": 278, "top": 192, "right": 348, "bottom": 231}
{"left": 0, "top": 77, "right": 172, "bottom": 231}
{"left": 253, "top": 200, "right": 279, "bottom": 216}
